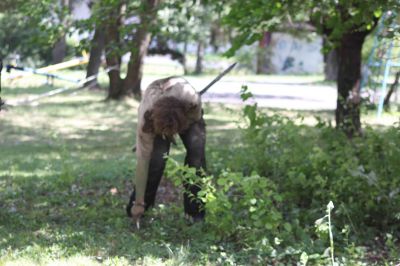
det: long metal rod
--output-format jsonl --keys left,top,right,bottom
{"left": 199, "top": 62, "right": 237, "bottom": 95}
{"left": 6, "top": 65, "right": 119, "bottom": 106}
{"left": 7, "top": 65, "right": 81, "bottom": 84}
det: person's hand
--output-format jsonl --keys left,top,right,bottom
{"left": 131, "top": 202, "right": 145, "bottom": 229}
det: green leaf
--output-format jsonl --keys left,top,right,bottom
{"left": 217, "top": 178, "right": 226, "bottom": 186}
{"left": 283, "top": 222, "right": 292, "bottom": 232}
{"left": 373, "top": 9, "right": 382, "bottom": 18}
{"left": 265, "top": 223, "right": 273, "bottom": 230}
{"left": 300, "top": 252, "right": 308, "bottom": 266}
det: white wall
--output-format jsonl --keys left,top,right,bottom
{"left": 72, "top": 0, "right": 91, "bottom": 20}
{"left": 269, "top": 33, "right": 323, "bottom": 74}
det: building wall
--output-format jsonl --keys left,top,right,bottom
{"left": 72, "top": 0, "right": 91, "bottom": 20}
{"left": 269, "top": 33, "right": 323, "bottom": 74}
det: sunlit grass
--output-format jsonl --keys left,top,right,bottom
{"left": 0, "top": 78, "right": 245, "bottom": 265}
{"left": 1, "top": 72, "right": 399, "bottom": 265}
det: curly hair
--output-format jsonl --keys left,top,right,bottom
{"left": 142, "top": 96, "right": 195, "bottom": 138}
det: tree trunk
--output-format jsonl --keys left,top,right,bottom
{"left": 123, "top": 0, "right": 160, "bottom": 100}
{"left": 336, "top": 32, "right": 368, "bottom": 138}
{"left": 323, "top": 37, "right": 338, "bottom": 81}
{"left": 182, "top": 38, "right": 189, "bottom": 75}
{"left": 51, "top": 0, "right": 71, "bottom": 64}
{"left": 52, "top": 37, "right": 67, "bottom": 64}
{"left": 256, "top": 32, "right": 272, "bottom": 74}
{"left": 85, "top": 26, "right": 105, "bottom": 89}
{"left": 195, "top": 40, "right": 204, "bottom": 75}
{"left": 384, "top": 71, "right": 400, "bottom": 110}
{"left": 324, "top": 49, "right": 338, "bottom": 81}
{"left": 256, "top": 44, "right": 265, "bottom": 74}
{"left": 104, "top": 5, "right": 123, "bottom": 100}
{"left": 210, "top": 21, "right": 222, "bottom": 53}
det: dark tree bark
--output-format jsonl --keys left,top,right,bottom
{"left": 324, "top": 49, "right": 338, "bottom": 81}
{"left": 195, "top": 40, "right": 204, "bottom": 75}
{"left": 210, "top": 21, "right": 222, "bottom": 53}
{"left": 384, "top": 71, "right": 400, "bottom": 110}
{"left": 323, "top": 37, "right": 338, "bottom": 81}
{"left": 335, "top": 31, "right": 369, "bottom": 138}
{"left": 123, "top": 0, "right": 160, "bottom": 99}
{"left": 52, "top": 37, "right": 67, "bottom": 64}
{"left": 256, "top": 48, "right": 265, "bottom": 74}
{"left": 104, "top": 5, "right": 124, "bottom": 100}
{"left": 85, "top": 26, "right": 105, "bottom": 89}
{"left": 51, "top": 0, "right": 71, "bottom": 64}
{"left": 256, "top": 32, "right": 272, "bottom": 74}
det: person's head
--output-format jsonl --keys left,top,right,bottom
{"left": 142, "top": 96, "right": 196, "bottom": 138}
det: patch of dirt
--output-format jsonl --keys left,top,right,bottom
{"left": 122, "top": 176, "right": 181, "bottom": 205}
{"left": 157, "top": 177, "right": 181, "bottom": 204}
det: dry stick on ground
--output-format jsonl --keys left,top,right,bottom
{"left": 383, "top": 71, "right": 400, "bottom": 110}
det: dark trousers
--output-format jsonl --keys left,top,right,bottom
{"left": 127, "top": 118, "right": 206, "bottom": 219}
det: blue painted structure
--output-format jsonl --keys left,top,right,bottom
{"left": 361, "top": 11, "right": 400, "bottom": 118}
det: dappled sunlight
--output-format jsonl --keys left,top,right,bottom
{"left": 362, "top": 112, "right": 400, "bottom": 128}
{"left": 2, "top": 0, "right": 399, "bottom": 262}
{"left": 1, "top": 77, "right": 399, "bottom": 265}
{"left": 0, "top": 170, "right": 58, "bottom": 179}
{"left": 0, "top": 92, "right": 141, "bottom": 148}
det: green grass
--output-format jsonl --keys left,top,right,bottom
{"left": 0, "top": 80, "right": 247, "bottom": 265}
{"left": 1, "top": 74, "right": 399, "bottom": 265}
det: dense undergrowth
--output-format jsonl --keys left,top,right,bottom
{"left": 167, "top": 89, "right": 400, "bottom": 265}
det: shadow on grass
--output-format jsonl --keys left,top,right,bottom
{"left": 0, "top": 164, "right": 235, "bottom": 264}
{"left": 2, "top": 84, "right": 55, "bottom": 97}
{"left": 0, "top": 94, "right": 244, "bottom": 264}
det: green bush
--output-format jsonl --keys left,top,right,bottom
{"left": 193, "top": 88, "right": 399, "bottom": 262}
{"left": 231, "top": 103, "right": 400, "bottom": 236}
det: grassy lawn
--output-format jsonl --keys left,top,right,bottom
{"left": 1, "top": 72, "right": 399, "bottom": 265}
{"left": 0, "top": 77, "right": 249, "bottom": 265}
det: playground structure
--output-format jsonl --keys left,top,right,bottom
{"left": 0, "top": 55, "right": 117, "bottom": 107}
{"left": 6, "top": 55, "right": 89, "bottom": 85}
{"left": 361, "top": 11, "right": 400, "bottom": 118}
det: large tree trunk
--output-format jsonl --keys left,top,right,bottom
{"left": 323, "top": 37, "right": 338, "bottom": 81}
{"left": 51, "top": 0, "right": 71, "bottom": 64}
{"left": 104, "top": 5, "right": 124, "bottom": 100}
{"left": 210, "top": 20, "right": 222, "bottom": 53}
{"left": 336, "top": 32, "right": 368, "bottom": 138}
{"left": 85, "top": 26, "right": 105, "bottom": 89}
{"left": 52, "top": 37, "right": 67, "bottom": 64}
{"left": 384, "top": 71, "right": 400, "bottom": 110}
{"left": 195, "top": 40, "right": 204, "bottom": 74}
{"left": 123, "top": 0, "right": 160, "bottom": 99}
{"left": 324, "top": 49, "right": 338, "bottom": 81}
{"left": 256, "top": 32, "right": 272, "bottom": 74}
{"left": 256, "top": 43, "right": 265, "bottom": 74}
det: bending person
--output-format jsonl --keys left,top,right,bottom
{"left": 126, "top": 76, "right": 206, "bottom": 224}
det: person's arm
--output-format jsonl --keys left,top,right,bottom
{"left": 134, "top": 155, "right": 150, "bottom": 205}
{"left": 131, "top": 129, "right": 154, "bottom": 222}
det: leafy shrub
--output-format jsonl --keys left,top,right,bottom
{"left": 167, "top": 88, "right": 400, "bottom": 263}
{"left": 209, "top": 88, "right": 400, "bottom": 237}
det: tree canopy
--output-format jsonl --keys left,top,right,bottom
{"left": 222, "top": 0, "right": 400, "bottom": 137}
{"left": 224, "top": 0, "right": 399, "bottom": 54}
